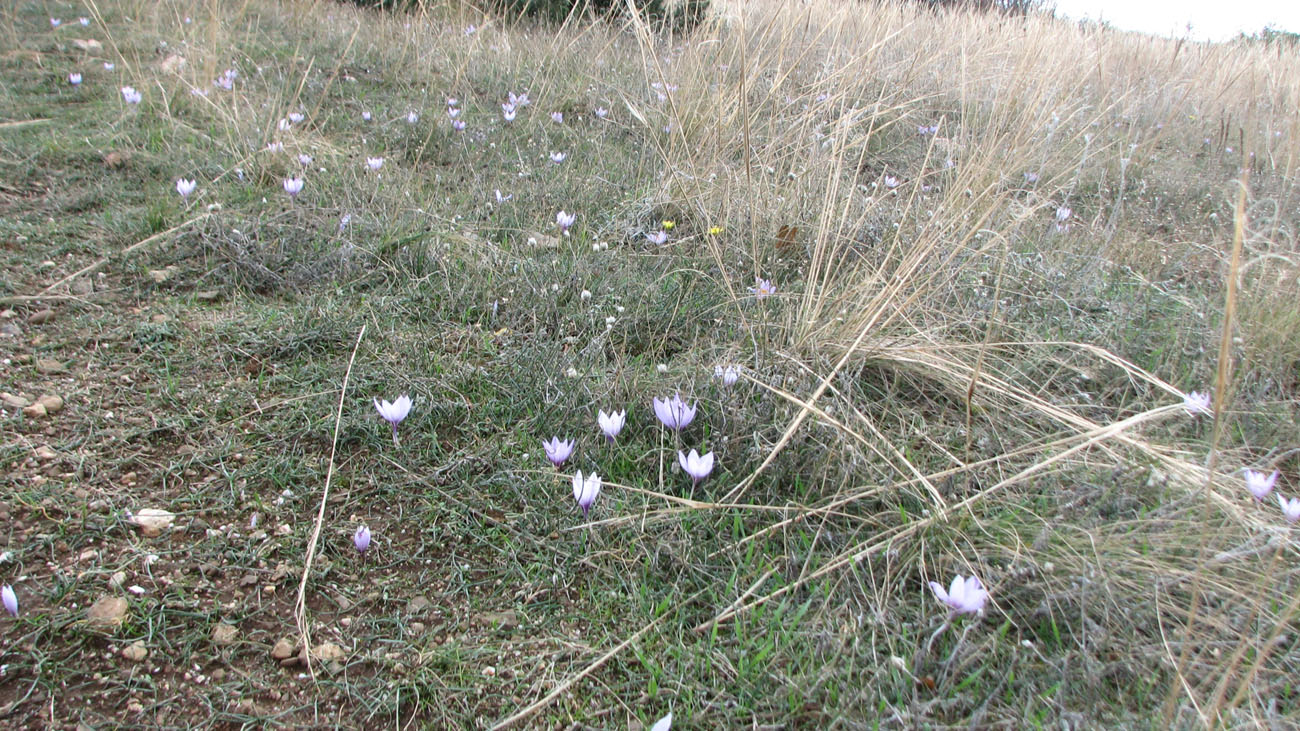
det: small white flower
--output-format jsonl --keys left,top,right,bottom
{"left": 366, "top": 157, "right": 384, "bottom": 171}
{"left": 362, "top": 111, "right": 372, "bottom": 121}
{"left": 407, "top": 111, "right": 419, "bottom": 124}
{"left": 594, "top": 107, "right": 608, "bottom": 118}
{"left": 580, "top": 289, "right": 592, "bottom": 301}
{"left": 80, "top": 17, "right": 90, "bottom": 26}
{"left": 1278, "top": 494, "right": 1300, "bottom": 524}
{"left": 298, "top": 154, "right": 313, "bottom": 166}
{"left": 121, "top": 86, "right": 142, "bottom": 104}
{"left": 1182, "top": 391, "right": 1211, "bottom": 416}
{"left": 68, "top": 73, "right": 82, "bottom": 85}
{"left": 549, "top": 151, "right": 567, "bottom": 164}
{"left": 656, "top": 363, "right": 668, "bottom": 374}
{"left": 288, "top": 112, "right": 305, "bottom": 124}
{"left": 551, "top": 111, "right": 563, "bottom": 124}
{"left": 175, "top": 178, "right": 197, "bottom": 198}
{"left": 104, "top": 62, "right": 115, "bottom": 71}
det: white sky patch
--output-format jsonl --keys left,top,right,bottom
{"left": 1050, "top": 0, "right": 1300, "bottom": 42}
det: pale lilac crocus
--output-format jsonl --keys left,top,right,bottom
{"left": 298, "top": 154, "right": 313, "bottom": 167}
{"left": 446, "top": 97, "right": 458, "bottom": 107}
{"left": 362, "top": 111, "right": 372, "bottom": 121}
{"left": 549, "top": 151, "right": 567, "bottom": 164}
{"left": 278, "top": 118, "right": 291, "bottom": 132}
{"left": 883, "top": 175, "right": 899, "bottom": 189}
{"left": 714, "top": 365, "right": 739, "bottom": 386}
{"left": 407, "top": 111, "right": 419, "bottom": 124}
{"left": 653, "top": 394, "right": 696, "bottom": 431}
{"left": 80, "top": 17, "right": 90, "bottom": 26}
{"left": 267, "top": 141, "right": 284, "bottom": 153}
{"left": 678, "top": 449, "right": 714, "bottom": 485}
{"left": 366, "top": 157, "right": 384, "bottom": 171}
{"left": 50, "top": 17, "right": 61, "bottom": 27}
{"left": 288, "top": 112, "right": 305, "bottom": 124}
{"left": 749, "top": 277, "right": 776, "bottom": 298}
{"left": 447, "top": 107, "right": 461, "bottom": 119}
{"left": 104, "top": 62, "right": 115, "bottom": 71}
{"left": 1245, "top": 469, "right": 1280, "bottom": 501}
{"left": 68, "top": 73, "right": 82, "bottom": 85}
{"left": 353, "top": 525, "right": 371, "bottom": 553}
{"left": 929, "top": 574, "right": 989, "bottom": 617}
{"left": 502, "top": 104, "right": 516, "bottom": 122}
{"left": 572, "top": 470, "right": 601, "bottom": 518}
{"left": 598, "top": 409, "right": 625, "bottom": 443}
{"left": 283, "top": 177, "right": 304, "bottom": 198}
{"left": 1183, "top": 391, "right": 1211, "bottom": 416}
{"left": 1, "top": 585, "right": 15, "bottom": 617}
{"left": 646, "top": 230, "right": 668, "bottom": 245}
{"left": 542, "top": 436, "right": 575, "bottom": 467}
{"left": 374, "top": 395, "right": 412, "bottom": 445}
{"left": 495, "top": 189, "right": 512, "bottom": 204}
{"left": 556, "top": 210, "right": 576, "bottom": 236}
{"left": 594, "top": 107, "right": 608, "bottom": 119}
{"left": 1278, "top": 495, "right": 1300, "bottom": 524}
{"left": 650, "top": 713, "right": 672, "bottom": 731}
{"left": 551, "top": 111, "right": 563, "bottom": 124}
{"left": 452, "top": 119, "right": 466, "bottom": 131}
{"left": 1055, "top": 206, "right": 1072, "bottom": 222}
{"left": 176, "top": 178, "right": 196, "bottom": 198}
{"left": 121, "top": 86, "right": 142, "bottom": 104}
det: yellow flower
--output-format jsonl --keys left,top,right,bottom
{"left": 662, "top": 220, "right": 675, "bottom": 230}
{"left": 707, "top": 225, "right": 723, "bottom": 235}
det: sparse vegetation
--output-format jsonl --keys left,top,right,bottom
{"left": 1, "top": 0, "right": 1298, "bottom": 727}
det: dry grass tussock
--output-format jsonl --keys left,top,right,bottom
{"left": 635, "top": 0, "right": 1300, "bottom": 723}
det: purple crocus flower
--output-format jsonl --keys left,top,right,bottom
{"left": 1183, "top": 391, "right": 1211, "bottom": 416}
{"left": 374, "top": 395, "right": 412, "bottom": 445}
{"left": 353, "top": 525, "right": 371, "bottom": 553}
{"left": 929, "top": 574, "right": 988, "bottom": 617}
{"left": 678, "top": 449, "right": 714, "bottom": 485}
{"left": 598, "top": 410, "right": 625, "bottom": 443}
{"left": 283, "top": 176, "right": 304, "bottom": 198}
{"left": 652, "top": 394, "right": 696, "bottom": 431}
{"left": 714, "top": 365, "right": 739, "bottom": 386}
{"left": 2, "top": 585, "right": 16, "bottom": 617}
{"left": 1245, "top": 469, "right": 1280, "bottom": 501}
{"left": 646, "top": 230, "right": 668, "bottom": 245}
{"left": 556, "top": 210, "right": 576, "bottom": 236}
{"left": 542, "top": 436, "right": 575, "bottom": 467}
{"left": 572, "top": 470, "right": 601, "bottom": 518}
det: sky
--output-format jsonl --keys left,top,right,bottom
{"left": 1050, "top": 0, "right": 1300, "bottom": 42}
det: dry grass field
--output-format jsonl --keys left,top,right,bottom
{"left": 0, "top": 0, "right": 1298, "bottom": 726}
